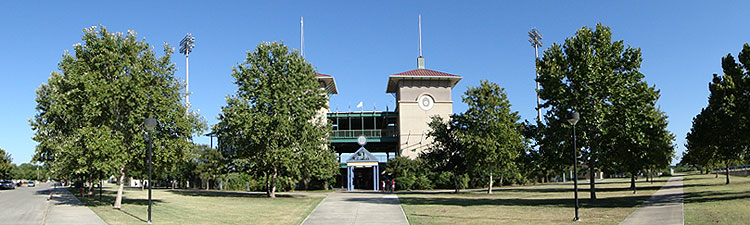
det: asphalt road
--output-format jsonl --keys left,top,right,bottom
{"left": 0, "top": 182, "right": 54, "bottom": 225}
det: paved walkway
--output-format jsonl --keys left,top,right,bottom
{"left": 302, "top": 191, "right": 409, "bottom": 225}
{"left": 44, "top": 185, "right": 107, "bottom": 225}
{"left": 620, "top": 176, "right": 684, "bottom": 225}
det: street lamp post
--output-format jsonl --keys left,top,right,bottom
{"left": 144, "top": 118, "right": 157, "bottom": 224}
{"left": 567, "top": 111, "right": 580, "bottom": 221}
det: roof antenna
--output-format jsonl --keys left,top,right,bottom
{"left": 417, "top": 14, "right": 425, "bottom": 69}
{"left": 300, "top": 16, "right": 304, "bottom": 57}
{"left": 419, "top": 14, "right": 422, "bottom": 57}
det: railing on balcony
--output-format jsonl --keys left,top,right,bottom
{"left": 331, "top": 129, "right": 398, "bottom": 139}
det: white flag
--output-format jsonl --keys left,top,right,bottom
{"left": 356, "top": 101, "right": 363, "bottom": 108}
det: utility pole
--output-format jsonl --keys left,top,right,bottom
{"left": 179, "top": 33, "right": 195, "bottom": 115}
{"left": 528, "top": 28, "right": 543, "bottom": 123}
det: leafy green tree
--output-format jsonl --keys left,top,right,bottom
{"left": 193, "top": 144, "right": 225, "bottom": 190}
{"left": 299, "top": 145, "right": 339, "bottom": 190}
{"left": 31, "top": 26, "right": 204, "bottom": 208}
{"left": 459, "top": 80, "right": 526, "bottom": 194}
{"left": 421, "top": 115, "right": 468, "bottom": 193}
{"left": 537, "top": 24, "right": 644, "bottom": 199}
{"left": 685, "top": 44, "right": 750, "bottom": 184}
{"left": 604, "top": 80, "right": 674, "bottom": 193}
{"left": 384, "top": 156, "right": 431, "bottom": 190}
{"left": 11, "top": 163, "right": 49, "bottom": 180}
{"left": 214, "top": 42, "right": 335, "bottom": 198}
{"left": 683, "top": 109, "right": 721, "bottom": 174}
{"left": 0, "top": 148, "right": 12, "bottom": 179}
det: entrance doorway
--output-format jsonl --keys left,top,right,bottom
{"left": 345, "top": 146, "right": 380, "bottom": 191}
{"left": 353, "top": 167, "right": 374, "bottom": 190}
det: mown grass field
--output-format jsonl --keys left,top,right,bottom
{"left": 72, "top": 184, "right": 325, "bottom": 225}
{"left": 683, "top": 173, "right": 750, "bottom": 225}
{"left": 399, "top": 177, "right": 668, "bottom": 225}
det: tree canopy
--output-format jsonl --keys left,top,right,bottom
{"left": 537, "top": 23, "right": 673, "bottom": 199}
{"left": 214, "top": 42, "right": 336, "bottom": 198}
{"left": 458, "top": 80, "right": 526, "bottom": 194}
{"left": 31, "top": 25, "right": 204, "bottom": 207}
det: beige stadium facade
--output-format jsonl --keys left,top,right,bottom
{"left": 318, "top": 57, "right": 462, "bottom": 190}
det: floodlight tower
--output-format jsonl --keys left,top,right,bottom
{"left": 179, "top": 33, "right": 195, "bottom": 115}
{"left": 528, "top": 28, "right": 543, "bottom": 123}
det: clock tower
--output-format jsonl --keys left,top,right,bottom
{"left": 386, "top": 57, "right": 461, "bottom": 158}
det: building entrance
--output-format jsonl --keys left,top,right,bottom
{"left": 353, "top": 167, "right": 375, "bottom": 190}
{"left": 345, "top": 136, "right": 380, "bottom": 191}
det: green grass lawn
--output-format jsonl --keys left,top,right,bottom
{"left": 72, "top": 184, "right": 325, "bottom": 225}
{"left": 399, "top": 177, "right": 668, "bottom": 225}
{"left": 683, "top": 173, "right": 750, "bottom": 225}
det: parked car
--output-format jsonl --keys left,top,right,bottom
{"left": 0, "top": 180, "right": 15, "bottom": 190}
{"left": 28, "top": 181, "right": 35, "bottom": 187}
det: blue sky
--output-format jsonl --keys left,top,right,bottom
{"left": 1, "top": 1, "right": 748, "bottom": 165}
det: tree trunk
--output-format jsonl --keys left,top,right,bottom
{"left": 323, "top": 180, "right": 329, "bottom": 190}
{"left": 725, "top": 162, "right": 730, "bottom": 184}
{"left": 114, "top": 167, "right": 126, "bottom": 209}
{"left": 269, "top": 168, "right": 277, "bottom": 198}
{"left": 454, "top": 173, "right": 460, "bottom": 194}
{"left": 589, "top": 166, "right": 597, "bottom": 200}
{"left": 303, "top": 179, "right": 309, "bottom": 190}
{"left": 86, "top": 175, "right": 95, "bottom": 195}
{"left": 265, "top": 173, "right": 271, "bottom": 196}
{"left": 630, "top": 174, "right": 636, "bottom": 194}
{"left": 488, "top": 170, "right": 493, "bottom": 194}
{"left": 650, "top": 169, "right": 654, "bottom": 184}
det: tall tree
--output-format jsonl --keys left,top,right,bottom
{"left": 459, "top": 80, "right": 526, "bottom": 194}
{"left": 31, "top": 26, "right": 203, "bottom": 208}
{"left": 421, "top": 115, "right": 469, "bottom": 193}
{"left": 214, "top": 42, "right": 334, "bottom": 198}
{"left": 685, "top": 44, "right": 750, "bottom": 184}
{"left": 0, "top": 148, "right": 12, "bottom": 179}
{"left": 605, "top": 80, "right": 674, "bottom": 193}
{"left": 537, "top": 24, "right": 644, "bottom": 200}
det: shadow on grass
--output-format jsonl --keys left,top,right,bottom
{"left": 343, "top": 197, "right": 402, "bottom": 205}
{"left": 683, "top": 190, "right": 750, "bottom": 204}
{"left": 119, "top": 209, "right": 147, "bottom": 223}
{"left": 166, "top": 189, "right": 305, "bottom": 199}
{"left": 399, "top": 194, "right": 653, "bottom": 209}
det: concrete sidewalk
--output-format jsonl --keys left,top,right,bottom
{"left": 44, "top": 185, "right": 107, "bottom": 225}
{"left": 620, "top": 176, "right": 684, "bottom": 225}
{"left": 302, "top": 191, "right": 409, "bottom": 225}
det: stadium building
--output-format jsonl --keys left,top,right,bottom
{"left": 319, "top": 56, "right": 462, "bottom": 190}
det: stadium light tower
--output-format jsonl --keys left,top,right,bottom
{"left": 528, "top": 28, "right": 543, "bottom": 123}
{"left": 179, "top": 33, "right": 195, "bottom": 114}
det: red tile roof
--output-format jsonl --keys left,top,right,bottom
{"left": 316, "top": 73, "right": 332, "bottom": 77}
{"left": 392, "top": 69, "right": 460, "bottom": 77}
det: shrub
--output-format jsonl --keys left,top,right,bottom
{"left": 395, "top": 175, "right": 416, "bottom": 190}
{"left": 413, "top": 175, "right": 434, "bottom": 190}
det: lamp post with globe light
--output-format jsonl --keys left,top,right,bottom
{"left": 144, "top": 118, "right": 157, "bottom": 224}
{"left": 567, "top": 111, "right": 580, "bottom": 221}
